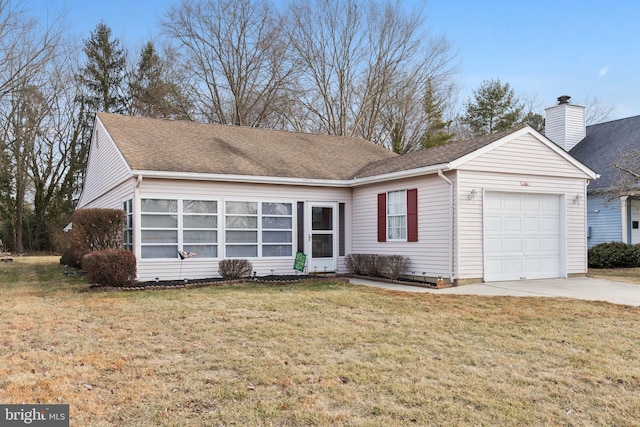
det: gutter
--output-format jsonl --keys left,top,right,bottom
{"left": 437, "top": 169, "right": 455, "bottom": 282}
{"left": 132, "top": 163, "right": 452, "bottom": 188}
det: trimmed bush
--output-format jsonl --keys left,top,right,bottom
{"left": 346, "top": 254, "right": 408, "bottom": 278}
{"left": 82, "top": 249, "right": 137, "bottom": 287}
{"left": 588, "top": 242, "right": 640, "bottom": 268}
{"left": 218, "top": 259, "right": 253, "bottom": 280}
{"left": 345, "top": 254, "right": 369, "bottom": 275}
{"left": 71, "top": 208, "right": 126, "bottom": 263}
{"left": 60, "top": 247, "right": 85, "bottom": 268}
{"left": 380, "top": 255, "right": 411, "bottom": 281}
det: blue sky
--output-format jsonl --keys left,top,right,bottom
{"left": 31, "top": 0, "right": 640, "bottom": 120}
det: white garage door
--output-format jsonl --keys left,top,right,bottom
{"left": 484, "top": 192, "right": 562, "bottom": 282}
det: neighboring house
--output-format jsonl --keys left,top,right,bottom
{"left": 545, "top": 96, "right": 640, "bottom": 248}
{"left": 76, "top": 113, "right": 596, "bottom": 283}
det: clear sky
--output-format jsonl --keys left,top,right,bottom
{"left": 30, "top": 0, "right": 640, "bottom": 120}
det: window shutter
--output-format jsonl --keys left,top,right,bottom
{"left": 377, "top": 193, "right": 386, "bottom": 242}
{"left": 407, "top": 188, "right": 418, "bottom": 242}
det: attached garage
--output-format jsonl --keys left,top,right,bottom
{"left": 484, "top": 192, "right": 563, "bottom": 281}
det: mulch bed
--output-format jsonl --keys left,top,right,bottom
{"left": 87, "top": 274, "right": 347, "bottom": 292}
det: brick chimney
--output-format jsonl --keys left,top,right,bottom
{"left": 544, "top": 95, "right": 586, "bottom": 151}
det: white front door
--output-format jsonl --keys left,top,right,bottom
{"left": 307, "top": 202, "right": 337, "bottom": 273}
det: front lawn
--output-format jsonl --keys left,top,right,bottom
{"left": 1, "top": 258, "right": 639, "bottom": 426}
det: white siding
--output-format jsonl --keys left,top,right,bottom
{"left": 460, "top": 133, "right": 588, "bottom": 178}
{"left": 135, "top": 179, "right": 352, "bottom": 281}
{"left": 457, "top": 170, "right": 588, "bottom": 280}
{"left": 78, "top": 179, "right": 135, "bottom": 210}
{"left": 352, "top": 175, "right": 454, "bottom": 280}
{"left": 544, "top": 103, "right": 586, "bottom": 151}
{"left": 77, "top": 119, "right": 132, "bottom": 208}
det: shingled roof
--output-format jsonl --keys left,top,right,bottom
{"left": 97, "top": 113, "right": 397, "bottom": 180}
{"left": 354, "top": 126, "right": 525, "bottom": 178}
{"left": 570, "top": 115, "right": 640, "bottom": 190}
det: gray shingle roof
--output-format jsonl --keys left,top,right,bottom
{"left": 354, "top": 126, "right": 525, "bottom": 178}
{"left": 97, "top": 113, "right": 398, "bottom": 180}
{"left": 569, "top": 115, "right": 640, "bottom": 190}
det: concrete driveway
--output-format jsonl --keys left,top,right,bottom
{"left": 348, "top": 277, "right": 640, "bottom": 306}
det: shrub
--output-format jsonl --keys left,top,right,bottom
{"left": 71, "top": 208, "right": 126, "bottom": 263}
{"left": 379, "top": 255, "right": 411, "bottom": 281}
{"left": 218, "top": 259, "right": 253, "bottom": 280}
{"left": 60, "top": 247, "right": 84, "bottom": 268}
{"left": 82, "top": 249, "right": 137, "bottom": 287}
{"left": 345, "top": 254, "right": 368, "bottom": 275}
{"left": 588, "top": 242, "right": 640, "bottom": 268}
{"left": 345, "top": 254, "right": 386, "bottom": 277}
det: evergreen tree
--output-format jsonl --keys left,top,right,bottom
{"left": 462, "top": 79, "right": 524, "bottom": 137}
{"left": 420, "top": 81, "right": 454, "bottom": 149}
{"left": 78, "top": 22, "right": 128, "bottom": 114}
{"left": 128, "top": 41, "right": 190, "bottom": 119}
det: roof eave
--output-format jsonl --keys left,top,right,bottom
{"left": 132, "top": 170, "right": 353, "bottom": 187}
{"left": 349, "top": 163, "right": 451, "bottom": 186}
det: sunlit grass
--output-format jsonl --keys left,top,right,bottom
{"left": 1, "top": 258, "right": 639, "bottom": 426}
{"left": 588, "top": 267, "right": 640, "bottom": 284}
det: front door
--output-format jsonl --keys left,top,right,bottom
{"left": 307, "top": 202, "right": 337, "bottom": 273}
{"left": 631, "top": 199, "right": 640, "bottom": 243}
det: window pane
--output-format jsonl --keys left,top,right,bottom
{"left": 184, "top": 230, "right": 217, "bottom": 243}
{"left": 312, "top": 207, "right": 333, "bottom": 230}
{"left": 312, "top": 235, "right": 333, "bottom": 257}
{"left": 226, "top": 216, "right": 257, "bottom": 229}
{"left": 142, "top": 230, "right": 178, "bottom": 243}
{"left": 262, "top": 203, "right": 292, "bottom": 215}
{"left": 262, "top": 217, "right": 292, "bottom": 229}
{"left": 226, "top": 201, "right": 257, "bottom": 214}
{"left": 226, "top": 231, "right": 258, "bottom": 243}
{"left": 263, "top": 245, "right": 292, "bottom": 257}
{"left": 184, "top": 200, "right": 217, "bottom": 214}
{"left": 141, "top": 214, "right": 177, "bottom": 228}
{"left": 263, "top": 231, "right": 292, "bottom": 243}
{"left": 184, "top": 215, "right": 217, "bottom": 228}
{"left": 183, "top": 244, "right": 217, "bottom": 258}
{"left": 141, "top": 245, "right": 178, "bottom": 259}
{"left": 141, "top": 199, "right": 177, "bottom": 213}
{"left": 226, "top": 245, "right": 258, "bottom": 257}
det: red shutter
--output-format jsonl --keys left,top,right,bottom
{"left": 407, "top": 188, "right": 418, "bottom": 242}
{"left": 377, "top": 193, "right": 386, "bottom": 242}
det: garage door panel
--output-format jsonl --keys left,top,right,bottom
{"left": 485, "top": 238, "right": 503, "bottom": 253}
{"left": 485, "top": 192, "right": 562, "bottom": 282}
{"left": 523, "top": 217, "right": 541, "bottom": 232}
{"left": 504, "top": 217, "right": 522, "bottom": 232}
{"left": 503, "top": 238, "right": 522, "bottom": 253}
{"left": 485, "top": 216, "right": 502, "bottom": 232}
{"left": 541, "top": 217, "right": 560, "bottom": 232}
{"left": 524, "top": 237, "right": 542, "bottom": 252}
{"left": 503, "top": 197, "right": 522, "bottom": 211}
{"left": 523, "top": 197, "right": 541, "bottom": 211}
{"left": 543, "top": 237, "right": 560, "bottom": 252}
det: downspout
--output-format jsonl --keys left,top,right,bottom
{"left": 437, "top": 169, "right": 454, "bottom": 283}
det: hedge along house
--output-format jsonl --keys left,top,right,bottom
{"left": 76, "top": 113, "right": 596, "bottom": 283}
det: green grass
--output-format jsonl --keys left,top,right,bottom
{"left": 1, "top": 258, "right": 639, "bottom": 426}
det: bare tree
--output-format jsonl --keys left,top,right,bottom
{"left": 582, "top": 95, "right": 614, "bottom": 126}
{"left": 163, "top": 0, "right": 295, "bottom": 126}
{"left": 0, "top": 1, "right": 62, "bottom": 100}
{"left": 283, "top": 0, "right": 456, "bottom": 145}
{"left": 0, "top": 1, "right": 62, "bottom": 252}
{"left": 604, "top": 147, "right": 640, "bottom": 202}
